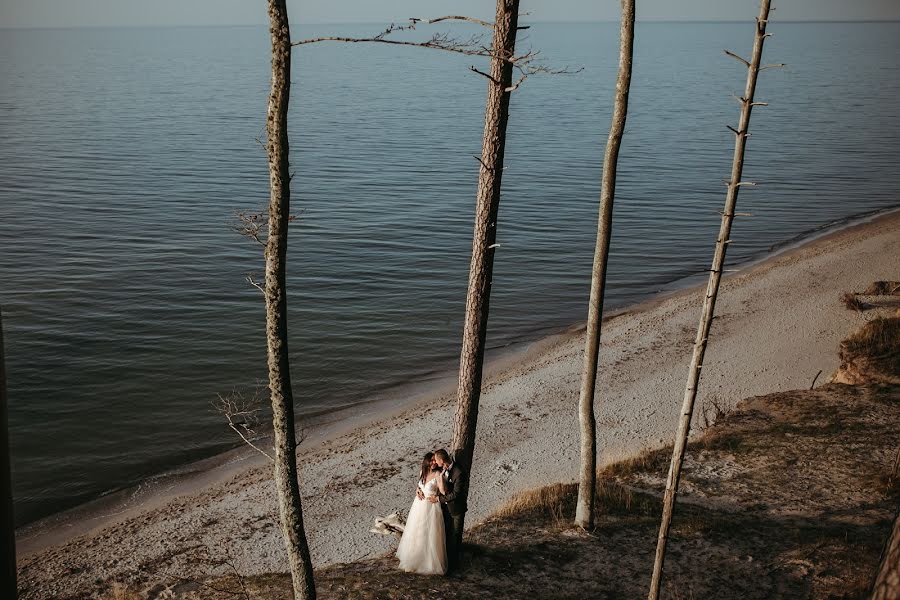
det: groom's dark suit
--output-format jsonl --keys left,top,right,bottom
{"left": 438, "top": 462, "right": 467, "bottom": 570}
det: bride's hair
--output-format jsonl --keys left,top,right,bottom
{"left": 419, "top": 452, "right": 435, "bottom": 483}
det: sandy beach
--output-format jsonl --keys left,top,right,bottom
{"left": 15, "top": 209, "right": 900, "bottom": 598}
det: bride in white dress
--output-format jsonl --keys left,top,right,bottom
{"left": 396, "top": 452, "right": 448, "bottom": 575}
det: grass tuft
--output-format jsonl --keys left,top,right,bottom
{"left": 492, "top": 482, "right": 576, "bottom": 525}
{"left": 99, "top": 583, "right": 143, "bottom": 600}
{"left": 492, "top": 478, "right": 660, "bottom": 528}
{"left": 840, "top": 316, "right": 900, "bottom": 377}
{"left": 600, "top": 446, "right": 672, "bottom": 479}
{"left": 841, "top": 291, "right": 871, "bottom": 312}
{"left": 862, "top": 280, "right": 900, "bottom": 296}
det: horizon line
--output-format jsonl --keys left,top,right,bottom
{"left": 2, "top": 18, "right": 899, "bottom": 31}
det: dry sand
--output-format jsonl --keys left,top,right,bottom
{"left": 15, "top": 209, "right": 900, "bottom": 598}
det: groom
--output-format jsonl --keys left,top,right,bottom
{"left": 430, "top": 448, "right": 466, "bottom": 571}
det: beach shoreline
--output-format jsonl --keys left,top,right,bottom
{"left": 15, "top": 208, "right": 900, "bottom": 598}
{"left": 13, "top": 205, "right": 899, "bottom": 541}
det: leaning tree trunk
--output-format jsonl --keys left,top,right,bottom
{"left": 871, "top": 507, "right": 900, "bottom": 600}
{"left": 451, "top": 0, "right": 521, "bottom": 538}
{"left": 1, "top": 308, "right": 15, "bottom": 599}
{"left": 648, "top": 2, "right": 775, "bottom": 598}
{"left": 263, "top": 1, "right": 316, "bottom": 598}
{"left": 574, "top": 0, "right": 636, "bottom": 531}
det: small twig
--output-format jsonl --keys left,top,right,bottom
{"left": 809, "top": 370, "right": 823, "bottom": 390}
{"left": 410, "top": 15, "right": 492, "bottom": 28}
{"left": 469, "top": 65, "right": 499, "bottom": 84}
{"left": 233, "top": 211, "right": 267, "bottom": 246}
{"left": 227, "top": 422, "right": 274, "bottom": 462}
{"left": 473, "top": 154, "right": 493, "bottom": 172}
{"left": 246, "top": 274, "right": 266, "bottom": 295}
{"left": 724, "top": 49, "right": 750, "bottom": 67}
{"left": 223, "top": 556, "right": 252, "bottom": 600}
{"left": 505, "top": 72, "right": 528, "bottom": 92}
{"left": 214, "top": 391, "right": 275, "bottom": 462}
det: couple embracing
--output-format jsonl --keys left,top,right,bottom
{"left": 395, "top": 448, "right": 467, "bottom": 575}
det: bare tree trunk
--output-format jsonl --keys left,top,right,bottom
{"left": 871, "top": 508, "right": 900, "bottom": 600}
{"left": 1, "top": 308, "right": 15, "bottom": 599}
{"left": 263, "top": 1, "right": 316, "bottom": 598}
{"left": 574, "top": 0, "right": 636, "bottom": 531}
{"left": 451, "top": 0, "right": 521, "bottom": 545}
{"left": 648, "top": 2, "right": 774, "bottom": 598}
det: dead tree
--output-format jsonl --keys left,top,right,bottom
{"left": 1, "top": 308, "right": 15, "bottom": 599}
{"left": 648, "top": 2, "right": 781, "bottom": 598}
{"left": 262, "top": 1, "right": 316, "bottom": 598}
{"left": 574, "top": 0, "right": 636, "bottom": 531}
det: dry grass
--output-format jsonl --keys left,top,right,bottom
{"left": 492, "top": 482, "right": 576, "bottom": 525}
{"left": 841, "top": 291, "right": 872, "bottom": 312}
{"left": 875, "top": 448, "right": 900, "bottom": 500}
{"left": 700, "top": 396, "right": 727, "bottom": 430}
{"left": 492, "top": 479, "right": 658, "bottom": 527}
{"left": 840, "top": 316, "right": 900, "bottom": 377}
{"left": 863, "top": 280, "right": 900, "bottom": 296}
{"left": 600, "top": 446, "right": 671, "bottom": 480}
{"left": 99, "top": 583, "right": 144, "bottom": 600}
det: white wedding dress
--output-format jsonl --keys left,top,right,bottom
{"left": 395, "top": 475, "right": 447, "bottom": 575}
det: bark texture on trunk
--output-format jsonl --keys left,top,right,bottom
{"left": 574, "top": 0, "right": 636, "bottom": 530}
{"left": 871, "top": 508, "right": 900, "bottom": 600}
{"left": 1, "top": 308, "right": 15, "bottom": 599}
{"left": 451, "top": 0, "right": 521, "bottom": 540}
{"left": 264, "top": 2, "right": 316, "bottom": 598}
{"left": 647, "top": 2, "right": 773, "bottom": 598}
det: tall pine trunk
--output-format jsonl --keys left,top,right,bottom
{"left": 574, "top": 0, "right": 636, "bottom": 530}
{"left": 1, "top": 308, "right": 15, "bottom": 599}
{"left": 263, "top": 1, "right": 316, "bottom": 598}
{"left": 648, "top": 2, "right": 774, "bottom": 598}
{"left": 451, "top": 0, "right": 521, "bottom": 541}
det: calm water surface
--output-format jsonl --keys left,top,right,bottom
{"left": 1, "top": 22, "right": 898, "bottom": 525}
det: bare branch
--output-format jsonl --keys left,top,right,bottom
{"left": 291, "top": 17, "right": 583, "bottom": 89}
{"left": 292, "top": 30, "right": 490, "bottom": 61}
{"left": 473, "top": 154, "right": 493, "bottom": 172}
{"left": 759, "top": 62, "right": 786, "bottom": 71}
{"left": 246, "top": 274, "right": 265, "bottom": 295}
{"left": 724, "top": 49, "right": 751, "bottom": 67}
{"left": 506, "top": 72, "right": 528, "bottom": 92}
{"left": 469, "top": 65, "right": 499, "bottom": 83}
{"left": 213, "top": 391, "right": 274, "bottom": 462}
{"left": 410, "top": 15, "right": 492, "bottom": 28}
{"left": 233, "top": 211, "right": 267, "bottom": 246}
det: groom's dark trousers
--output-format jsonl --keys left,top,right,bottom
{"left": 439, "top": 463, "right": 467, "bottom": 571}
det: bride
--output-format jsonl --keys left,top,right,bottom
{"left": 396, "top": 452, "right": 448, "bottom": 575}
